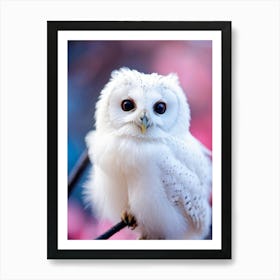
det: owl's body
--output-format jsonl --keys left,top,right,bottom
{"left": 85, "top": 68, "right": 212, "bottom": 239}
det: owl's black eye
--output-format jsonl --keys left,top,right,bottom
{"left": 154, "top": 102, "right": 166, "bottom": 114}
{"left": 121, "top": 99, "right": 135, "bottom": 111}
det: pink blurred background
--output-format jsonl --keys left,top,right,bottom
{"left": 68, "top": 40, "right": 212, "bottom": 240}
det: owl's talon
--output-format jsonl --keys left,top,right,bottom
{"left": 139, "top": 235, "right": 148, "bottom": 240}
{"left": 121, "top": 210, "right": 137, "bottom": 229}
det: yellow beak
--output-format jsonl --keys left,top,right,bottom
{"left": 140, "top": 114, "right": 149, "bottom": 134}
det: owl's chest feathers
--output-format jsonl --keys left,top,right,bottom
{"left": 95, "top": 135, "right": 168, "bottom": 220}
{"left": 97, "top": 135, "right": 166, "bottom": 175}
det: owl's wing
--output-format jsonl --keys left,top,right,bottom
{"left": 166, "top": 134, "right": 212, "bottom": 190}
{"left": 159, "top": 136, "right": 212, "bottom": 233}
{"left": 197, "top": 140, "right": 212, "bottom": 158}
{"left": 159, "top": 158, "right": 207, "bottom": 225}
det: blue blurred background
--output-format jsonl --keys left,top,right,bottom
{"left": 68, "top": 40, "right": 212, "bottom": 239}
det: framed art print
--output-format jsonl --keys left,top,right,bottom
{"left": 47, "top": 21, "right": 231, "bottom": 259}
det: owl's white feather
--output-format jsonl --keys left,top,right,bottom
{"left": 84, "top": 67, "right": 212, "bottom": 239}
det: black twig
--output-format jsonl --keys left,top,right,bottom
{"left": 95, "top": 221, "right": 127, "bottom": 240}
{"left": 68, "top": 149, "right": 90, "bottom": 197}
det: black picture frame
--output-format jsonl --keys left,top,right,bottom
{"left": 47, "top": 21, "right": 231, "bottom": 259}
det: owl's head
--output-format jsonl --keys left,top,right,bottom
{"left": 95, "top": 68, "right": 191, "bottom": 139}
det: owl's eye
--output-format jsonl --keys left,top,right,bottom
{"left": 154, "top": 102, "right": 166, "bottom": 114}
{"left": 121, "top": 99, "right": 135, "bottom": 111}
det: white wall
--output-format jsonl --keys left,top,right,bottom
{"left": 0, "top": 0, "right": 279, "bottom": 279}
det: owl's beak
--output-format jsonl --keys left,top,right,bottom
{"left": 138, "top": 112, "right": 150, "bottom": 134}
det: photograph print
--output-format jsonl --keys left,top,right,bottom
{"left": 47, "top": 21, "right": 231, "bottom": 259}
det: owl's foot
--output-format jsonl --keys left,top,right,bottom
{"left": 139, "top": 235, "right": 148, "bottom": 240}
{"left": 121, "top": 210, "right": 137, "bottom": 230}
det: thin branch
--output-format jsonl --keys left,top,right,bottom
{"left": 95, "top": 221, "right": 127, "bottom": 240}
{"left": 68, "top": 149, "right": 90, "bottom": 197}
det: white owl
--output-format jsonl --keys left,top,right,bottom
{"left": 84, "top": 67, "right": 212, "bottom": 240}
